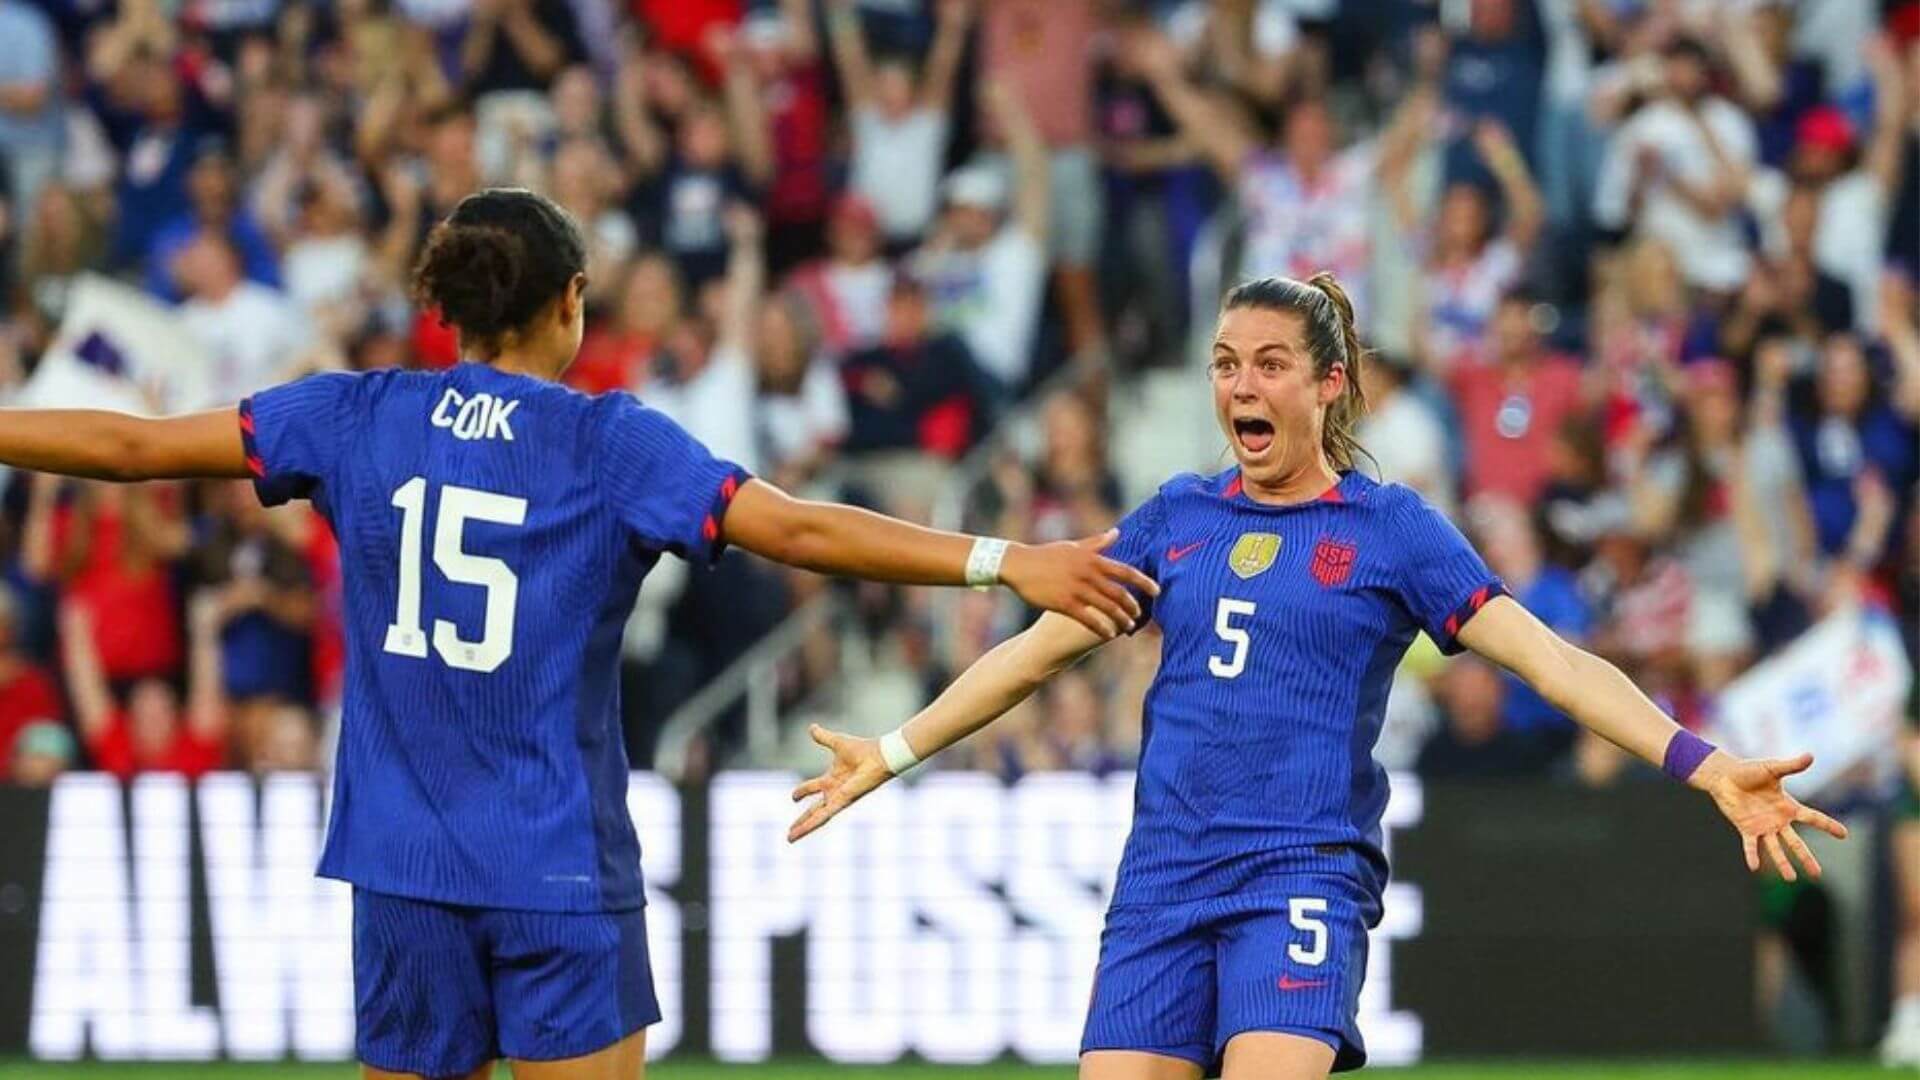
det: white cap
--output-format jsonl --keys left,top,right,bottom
{"left": 942, "top": 163, "right": 1008, "bottom": 211}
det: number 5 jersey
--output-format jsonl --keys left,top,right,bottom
{"left": 1102, "top": 469, "right": 1506, "bottom": 906}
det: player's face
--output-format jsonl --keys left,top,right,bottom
{"left": 1210, "top": 306, "right": 1345, "bottom": 484}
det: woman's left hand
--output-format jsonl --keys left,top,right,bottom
{"left": 1700, "top": 752, "right": 1849, "bottom": 881}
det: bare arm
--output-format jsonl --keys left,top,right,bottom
{"left": 716, "top": 204, "right": 765, "bottom": 354}
{"left": 460, "top": 0, "right": 503, "bottom": 82}
{"left": 779, "top": 0, "right": 818, "bottom": 61}
{"left": 185, "top": 594, "right": 230, "bottom": 742}
{"left": 498, "top": 0, "right": 567, "bottom": 80}
{"left": 919, "top": 0, "right": 973, "bottom": 110}
{"left": 1719, "top": 9, "right": 1782, "bottom": 112}
{"left": 823, "top": 0, "right": 876, "bottom": 108}
{"left": 1863, "top": 33, "right": 1908, "bottom": 198}
{"left": 1458, "top": 596, "right": 1846, "bottom": 878}
{"left": 982, "top": 77, "right": 1050, "bottom": 244}
{"left": 1376, "top": 85, "right": 1441, "bottom": 188}
{"left": 717, "top": 28, "right": 775, "bottom": 187}
{"left": 1473, "top": 119, "right": 1545, "bottom": 252}
{"left": 720, "top": 479, "right": 1156, "bottom": 638}
{"left": 612, "top": 38, "right": 667, "bottom": 177}
{"left": 1135, "top": 32, "right": 1253, "bottom": 183}
{"left": 0, "top": 408, "right": 250, "bottom": 482}
{"left": 57, "top": 603, "right": 115, "bottom": 737}
{"left": 787, "top": 611, "right": 1105, "bottom": 840}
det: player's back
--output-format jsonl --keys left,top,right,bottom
{"left": 240, "top": 362, "right": 745, "bottom": 913}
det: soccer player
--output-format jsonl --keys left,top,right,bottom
{"left": 0, "top": 187, "right": 1159, "bottom": 1080}
{"left": 789, "top": 273, "right": 1850, "bottom": 1080}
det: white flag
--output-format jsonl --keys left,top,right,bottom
{"left": 19, "top": 274, "right": 213, "bottom": 415}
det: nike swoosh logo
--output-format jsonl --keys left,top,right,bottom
{"left": 1276, "top": 974, "right": 1328, "bottom": 991}
{"left": 1166, "top": 541, "right": 1205, "bottom": 562}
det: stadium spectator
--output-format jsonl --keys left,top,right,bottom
{"left": 58, "top": 598, "right": 225, "bottom": 779}
{"left": 146, "top": 140, "right": 282, "bottom": 303}
{"left": 788, "top": 193, "right": 893, "bottom": 356}
{"left": 840, "top": 273, "right": 987, "bottom": 460}
{"left": 1416, "top": 656, "right": 1563, "bottom": 779}
{"left": 188, "top": 481, "right": 317, "bottom": 714}
{"left": 979, "top": 0, "right": 1104, "bottom": 359}
{"left": 1357, "top": 352, "right": 1455, "bottom": 518}
{"left": 176, "top": 230, "right": 319, "bottom": 400}
{"left": 570, "top": 251, "right": 680, "bottom": 395}
{"left": 1592, "top": 36, "right": 1758, "bottom": 295}
{"left": 911, "top": 78, "right": 1049, "bottom": 395}
{"left": 1393, "top": 118, "right": 1543, "bottom": 373}
{"left": 1127, "top": 23, "right": 1433, "bottom": 331}
{"left": 0, "top": 0, "right": 65, "bottom": 215}
{"left": 21, "top": 476, "right": 186, "bottom": 683}
{"left": 828, "top": 0, "right": 970, "bottom": 247}
{"left": 1788, "top": 332, "right": 1917, "bottom": 561}
{"left": 1450, "top": 288, "right": 1589, "bottom": 502}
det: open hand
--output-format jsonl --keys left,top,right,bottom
{"left": 1701, "top": 752, "right": 1849, "bottom": 881}
{"left": 999, "top": 530, "right": 1159, "bottom": 640}
{"left": 788, "top": 724, "right": 893, "bottom": 842}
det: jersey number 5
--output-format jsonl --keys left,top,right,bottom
{"left": 384, "top": 476, "right": 527, "bottom": 673}
{"left": 1208, "top": 598, "right": 1257, "bottom": 679}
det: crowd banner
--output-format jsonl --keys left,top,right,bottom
{"left": 1711, "top": 606, "right": 1913, "bottom": 801}
{"left": 0, "top": 772, "right": 1752, "bottom": 1063}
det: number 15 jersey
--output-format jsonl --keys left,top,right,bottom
{"left": 240, "top": 363, "right": 748, "bottom": 913}
{"left": 1105, "top": 469, "right": 1505, "bottom": 907}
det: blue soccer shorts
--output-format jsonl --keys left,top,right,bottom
{"left": 352, "top": 887, "right": 659, "bottom": 1075}
{"left": 1081, "top": 873, "right": 1379, "bottom": 1075}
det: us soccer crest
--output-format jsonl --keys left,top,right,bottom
{"left": 1228, "top": 532, "right": 1282, "bottom": 579}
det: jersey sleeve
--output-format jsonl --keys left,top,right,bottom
{"left": 1105, "top": 491, "right": 1168, "bottom": 631}
{"left": 1390, "top": 492, "right": 1508, "bottom": 655}
{"left": 238, "top": 372, "right": 359, "bottom": 507}
{"left": 594, "top": 393, "right": 753, "bottom": 563}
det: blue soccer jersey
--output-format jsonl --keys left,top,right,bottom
{"left": 239, "top": 363, "right": 748, "bottom": 913}
{"left": 1104, "top": 468, "right": 1506, "bottom": 905}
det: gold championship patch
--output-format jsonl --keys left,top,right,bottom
{"left": 1228, "top": 532, "right": 1282, "bottom": 579}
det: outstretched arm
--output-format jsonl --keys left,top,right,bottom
{"left": 824, "top": 0, "right": 876, "bottom": 108}
{"left": 0, "top": 408, "right": 251, "bottom": 482}
{"left": 1458, "top": 596, "right": 1847, "bottom": 879}
{"left": 721, "top": 479, "right": 1156, "bottom": 640}
{"left": 1132, "top": 28, "right": 1253, "bottom": 183}
{"left": 787, "top": 611, "right": 1105, "bottom": 840}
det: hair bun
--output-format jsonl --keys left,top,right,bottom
{"left": 410, "top": 223, "right": 529, "bottom": 343}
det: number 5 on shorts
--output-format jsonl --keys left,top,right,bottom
{"left": 1288, "top": 898, "right": 1328, "bottom": 966}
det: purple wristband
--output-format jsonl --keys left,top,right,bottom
{"left": 1662, "top": 729, "right": 1717, "bottom": 783}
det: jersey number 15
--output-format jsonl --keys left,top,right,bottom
{"left": 383, "top": 476, "right": 527, "bottom": 674}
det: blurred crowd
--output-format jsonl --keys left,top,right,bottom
{"left": 0, "top": 0, "right": 1910, "bottom": 1057}
{"left": 0, "top": 0, "right": 1909, "bottom": 822}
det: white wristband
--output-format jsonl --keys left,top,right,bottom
{"left": 965, "top": 537, "right": 1010, "bottom": 590}
{"left": 878, "top": 728, "right": 922, "bottom": 775}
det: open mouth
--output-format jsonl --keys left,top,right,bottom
{"left": 1233, "top": 417, "right": 1275, "bottom": 454}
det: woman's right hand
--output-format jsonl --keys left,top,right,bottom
{"left": 788, "top": 724, "right": 895, "bottom": 842}
{"left": 1000, "top": 530, "right": 1158, "bottom": 640}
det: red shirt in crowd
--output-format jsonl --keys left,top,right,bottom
{"left": 0, "top": 660, "right": 63, "bottom": 764}
{"left": 53, "top": 500, "right": 182, "bottom": 682}
{"left": 764, "top": 61, "right": 832, "bottom": 226}
{"left": 567, "top": 326, "right": 657, "bottom": 396}
{"left": 85, "top": 711, "right": 224, "bottom": 780}
{"left": 1451, "top": 354, "right": 1587, "bottom": 504}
